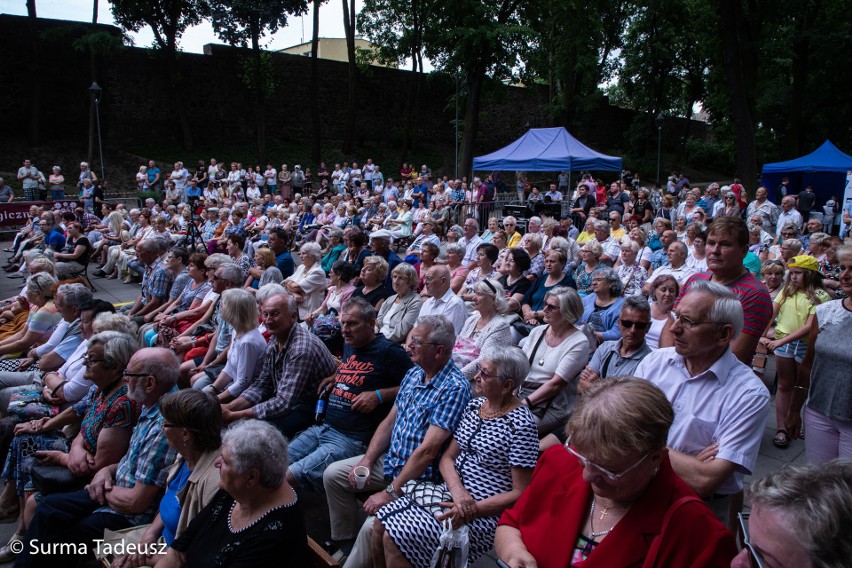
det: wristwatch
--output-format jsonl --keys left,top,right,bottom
{"left": 385, "top": 483, "right": 400, "bottom": 498}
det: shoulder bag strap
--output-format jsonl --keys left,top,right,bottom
{"left": 517, "top": 325, "right": 549, "bottom": 397}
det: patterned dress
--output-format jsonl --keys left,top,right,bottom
{"left": 2, "top": 384, "right": 139, "bottom": 496}
{"left": 377, "top": 398, "right": 539, "bottom": 567}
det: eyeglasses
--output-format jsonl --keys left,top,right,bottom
{"left": 542, "top": 302, "right": 560, "bottom": 312}
{"left": 409, "top": 337, "right": 441, "bottom": 348}
{"left": 475, "top": 365, "right": 500, "bottom": 380}
{"left": 738, "top": 513, "right": 766, "bottom": 568}
{"left": 122, "top": 370, "right": 150, "bottom": 380}
{"left": 671, "top": 313, "right": 723, "bottom": 330}
{"left": 564, "top": 436, "right": 651, "bottom": 481}
{"left": 82, "top": 354, "right": 105, "bottom": 367}
{"left": 619, "top": 318, "right": 650, "bottom": 330}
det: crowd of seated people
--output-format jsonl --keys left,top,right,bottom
{"left": 0, "top": 158, "right": 849, "bottom": 567}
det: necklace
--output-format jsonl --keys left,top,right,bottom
{"left": 479, "top": 398, "right": 513, "bottom": 419}
{"left": 228, "top": 495, "right": 297, "bottom": 533}
{"left": 588, "top": 496, "right": 616, "bottom": 538}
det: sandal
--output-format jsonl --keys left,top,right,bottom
{"left": 773, "top": 429, "right": 790, "bottom": 449}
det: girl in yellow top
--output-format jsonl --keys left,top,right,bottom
{"left": 764, "top": 255, "right": 831, "bottom": 448}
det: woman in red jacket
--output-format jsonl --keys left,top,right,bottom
{"left": 495, "top": 378, "right": 737, "bottom": 568}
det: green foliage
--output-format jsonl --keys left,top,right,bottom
{"left": 238, "top": 52, "right": 278, "bottom": 97}
{"left": 72, "top": 30, "right": 130, "bottom": 56}
{"left": 110, "top": 0, "right": 210, "bottom": 52}
{"left": 209, "top": 0, "right": 309, "bottom": 50}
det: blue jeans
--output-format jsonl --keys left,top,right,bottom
{"left": 288, "top": 424, "right": 366, "bottom": 492}
{"left": 50, "top": 189, "right": 65, "bottom": 201}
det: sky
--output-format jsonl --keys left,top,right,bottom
{"left": 0, "top": 0, "right": 362, "bottom": 53}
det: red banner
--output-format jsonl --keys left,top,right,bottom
{"left": 0, "top": 200, "right": 82, "bottom": 228}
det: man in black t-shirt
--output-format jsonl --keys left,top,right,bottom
{"left": 796, "top": 186, "right": 817, "bottom": 220}
{"left": 286, "top": 297, "right": 413, "bottom": 492}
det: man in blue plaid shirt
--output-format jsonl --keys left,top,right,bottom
{"left": 323, "top": 315, "right": 471, "bottom": 566}
{"left": 17, "top": 347, "right": 179, "bottom": 567}
{"left": 126, "top": 239, "right": 174, "bottom": 322}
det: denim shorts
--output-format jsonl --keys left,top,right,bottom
{"left": 774, "top": 338, "right": 807, "bottom": 362}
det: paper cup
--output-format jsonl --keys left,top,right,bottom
{"left": 353, "top": 466, "right": 370, "bottom": 489}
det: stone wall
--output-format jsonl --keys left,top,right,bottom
{"left": 1, "top": 14, "right": 706, "bottom": 179}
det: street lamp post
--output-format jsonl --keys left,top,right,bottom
{"left": 89, "top": 82, "right": 105, "bottom": 181}
{"left": 655, "top": 113, "right": 664, "bottom": 185}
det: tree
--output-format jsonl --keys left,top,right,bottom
{"left": 111, "top": 0, "right": 210, "bottom": 150}
{"left": 359, "top": 0, "right": 431, "bottom": 161}
{"left": 210, "top": 0, "right": 309, "bottom": 162}
{"left": 519, "top": 0, "right": 630, "bottom": 127}
{"left": 424, "top": 0, "right": 532, "bottom": 177}
{"left": 341, "top": 0, "right": 357, "bottom": 154}
{"left": 310, "top": 0, "right": 325, "bottom": 163}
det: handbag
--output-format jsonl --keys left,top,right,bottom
{"left": 31, "top": 465, "right": 88, "bottom": 495}
{"left": 8, "top": 389, "right": 59, "bottom": 421}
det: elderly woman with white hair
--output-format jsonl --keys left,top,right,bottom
{"left": 519, "top": 287, "right": 589, "bottom": 436}
{"left": 573, "top": 241, "right": 606, "bottom": 297}
{"left": 444, "top": 241, "right": 469, "bottom": 295}
{"left": 579, "top": 266, "right": 625, "bottom": 345}
{"left": 615, "top": 241, "right": 648, "bottom": 297}
{"left": 157, "top": 420, "right": 310, "bottom": 566}
{"left": 373, "top": 346, "right": 539, "bottom": 568}
{"left": 455, "top": 279, "right": 513, "bottom": 380}
{"left": 285, "top": 242, "right": 327, "bottom": 321}
{"left": 200, "top": 288, "right": 268, "bottom": 402}
{"left": 377, "top": 263, "right": 423, "bottom": 344}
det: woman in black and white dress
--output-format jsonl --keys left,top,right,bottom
{"left": 372, "top": 346, "right": 538, "bottom": 568}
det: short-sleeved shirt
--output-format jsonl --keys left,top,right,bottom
{"left": 677, "top": 271, "right": 772, "bottom": 340}
{"left": 46, "top": 227, "right": 67, "bottom": 251}
{"left": 80, "top": 384, "right": 140, "bottom": 454}
{"left": 588, "top": 339, "right": 652, "bottom": 379}
{"left": 326, "top": 335, "right": 413, "bottom": 442}
{"left": 386, "top": 359, "right": 471, "bottom": 479}
{"left": 634, "top": 347, "right": 769, "bottom": 494}
{"left": 142, "top": 257, "right": 174, "bottom": 305}
{"left": 275, "top": 250, "right": 295, "bottom": 279}
{"left": 97, "top": 399, "right": 178, "bottom": 525}
{"left": 773, "top": 289, "right": 831, "bottom": 339}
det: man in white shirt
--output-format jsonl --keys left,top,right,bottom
{"left": 459, "top": 217, "right": 482, "bottom": 268}
{"left": 776, "top": 196, "right": 803, "bottom": 236}
{"left": 634, "top": 281, "right": 769, "bottom": 524}
{"left": 417, "top": 265, "right": 467, "bottom": 333}
{"left": 644, "top": 241, "right": 695, "bottom": 293}
{"left": 591, "top": 220, "right": 621, "bottom": 265}
{"left": 544, "top": 183, "right": 563, "bottom": 202}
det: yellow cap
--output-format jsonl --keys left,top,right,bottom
{"left": 787, "top": 255, "right": 819, "bottom": 272}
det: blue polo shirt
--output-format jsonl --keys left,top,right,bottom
{"left": 275, "top": 250, "right": 295, "bottom": 279}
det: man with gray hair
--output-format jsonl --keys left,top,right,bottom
{"left": 643, "top": 240, "right": 695, "bottom": 293}
{"left": 323, "top": 315, "right": 470, "bottom": 566}
{"left": 634, "top": 280, "right": 770, "bottom": 525}
{"left": 578, "top": 296, "right": 653, "bottom": 393}
{"left": 125, "top": 239, "right": 174, "bottom": 322}
{"left": 591, "top": 219, "right": 621, "bottom": 265}
{"left": 222, "top": 294, "right": 338, "bottom": 437}
{"left": 18, "top": 346, "right": 179, "bottom": 565}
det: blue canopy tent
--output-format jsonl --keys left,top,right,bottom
{"left": 472, "top": 127, "right": 622, "bottom": 173}
{"left": 760, "top": 140, "right": 852, "bottom": 203}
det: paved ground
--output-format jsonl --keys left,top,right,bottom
{"left": 0, "top": 240, "right": 805, "bottom": 566}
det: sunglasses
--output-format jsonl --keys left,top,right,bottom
{"left": 619, "top": 318, "right": 650, "bottom": 330}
